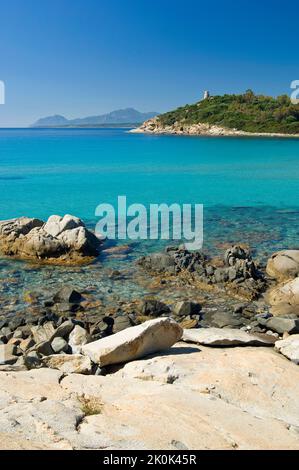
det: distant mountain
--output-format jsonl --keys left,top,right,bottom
{"left": 31, "top": 108, "right": 158, "bottom": 128}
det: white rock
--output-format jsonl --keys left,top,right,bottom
{"left": 82, "top": 318, "right": 183, "bottom": 366}
{"left": 43, "top": 354, "right": 92, "bottom": 374}
{"left": 182, "top": 327, "right": 276, "bottom": 347}
{"left": 44, "top": 214, "right": 83, "bottom": 238}
{"left": 69, "top": 325, "right": 89, "bottom": 354}
{"left": 266, "top": 250, "right": 299, "bottom": 281}
{"left": 0, "top": 214, "right": 102, "bottom": 263}
{"left": 275, "top": 335, "right": 299, "bottom": 364}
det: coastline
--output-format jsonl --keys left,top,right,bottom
{"left": 131, "top": 118, "right": 299, "bottom": 138}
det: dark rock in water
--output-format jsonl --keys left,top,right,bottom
{"left": 53, "top": 302, "right": 83, "bottom": 316}
{"left": 224, "top": 246, "right": 250, "bottom": 266}
{"left": 137, "top": 252, "right": 177, "bottom": 273}
{"left": 137, "top": 245, "right": 265, "bottom": 301}
{"left": 172, "top": 301, "right": 202, "bottom": 317}
{"left": 53, "top": 287, "right": 82, "bottom": 304}
{"left": 140, "top": 299, "right": 170, "bottom": 317}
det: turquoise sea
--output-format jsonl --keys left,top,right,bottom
{"left": 1, "top": 128, "right": 299, "bottom": 310}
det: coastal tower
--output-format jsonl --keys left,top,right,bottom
{"left": 203, "top": 90, "right": 210, "bottom": 100}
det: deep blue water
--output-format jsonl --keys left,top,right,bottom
{"left": 1, "top": 128, "right": 299, "bottom": 309}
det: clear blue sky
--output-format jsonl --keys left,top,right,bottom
{"left": 0, "top": 0, "right": 298, "bottom": 127}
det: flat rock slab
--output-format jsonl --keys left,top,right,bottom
{"left": 43, "top": 354, "right": 92, "bottom": 374}
{"left": 182, "top": 327, "right": 276, "bottom": 347}
{"left": 275, "top": 335, "right": 299, "bottom": 364}
{"left": 82, "top": 318, "right": 183, "bottom": 367}
{"left": 1, "top": 344, "right": 299, "bottom": 449}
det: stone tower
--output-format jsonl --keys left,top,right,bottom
{"left": 203, "top": 90, "right": 210, "bottom": 100}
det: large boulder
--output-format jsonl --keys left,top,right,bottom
{"left": 267, "top": 277, "right": 299, "bottom": 316}
{"left": 266, "top": 250, "right": 299, "bottom": 281}
{"left": 182, "top": 327, "right": 276, "bottom": 347}
{"left": 0, "top": 214, "right": 102, "bottom": 264}
{"left": 275, "top": 335, "right": 299, "bottom": 364}
{"left": 82, "top": 318, "right": 183, "bottom": 366}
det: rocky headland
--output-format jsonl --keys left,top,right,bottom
{"left": 131, "top": 92, "right": 299, "bottom": 138}
{"left": 132, "top": 117, "right": 299, "bottom": 138}
{"left": 1, "top": 215, "right": 299, "bottom": 449}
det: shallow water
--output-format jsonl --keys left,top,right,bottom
{"left": 1, "top": 128, "right": 299, "bottom": 310}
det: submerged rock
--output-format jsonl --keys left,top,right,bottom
{"left": 182, "top": 327, "right": 276, "bottom": 347}
{"left": 138, "top": 245, "right": 266, "bottom": 301}
{"left": 82, "top": 318, "right": 183, "bottom": 367}
{"left": 53, "top": 287, "right": 82, "bottom": 304}
{"left": 0, "top": 214, "right": 102, "bottom": 264}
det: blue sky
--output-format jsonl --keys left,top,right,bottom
{"left": 0, "top": 0, "right": 298, "bottom": 127}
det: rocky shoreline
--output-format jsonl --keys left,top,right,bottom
{"left": 131, "top": 117, "right": 299, "bottom": 138}
{"left": 1, "top": 215, "right": 299, "bottom": 449}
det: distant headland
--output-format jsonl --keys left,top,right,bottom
{"left": 30, "top": 108, "right": 158, "bottom": 128}
{"left": 132, "top": 90, "right": 299, "bottom": 137}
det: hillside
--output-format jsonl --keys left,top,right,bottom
{"left": 31, "top": 108, "right": 158, "bottom": 128}
{"left": 136, "top": 91, "right": 299, "bottom": 135}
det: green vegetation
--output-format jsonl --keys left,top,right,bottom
{"left": 158, "top": 90, "right": 299, "bottom": 134}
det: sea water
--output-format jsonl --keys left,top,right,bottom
{"left": 1, "top": 128, "right": 299, "bottom": 308}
